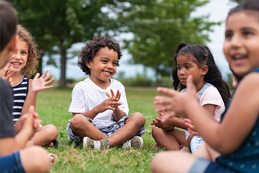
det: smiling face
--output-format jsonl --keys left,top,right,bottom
{"left": 223, "top": 11, "right": 259, "bottom": 77}
{"left": 10, "top": 36, "right": 28, "bottom": 74}
{"left": 86, "top": 46, "right": 118, "bottom": 89}
{"left": 176, "top": 53, "right": 207, "bottom": 90}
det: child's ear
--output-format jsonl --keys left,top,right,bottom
{"left": 86, "top": 61, "right": 92, "bottom": 69}
{"left": 201, "top": 65, "right": 208, "bottom": 76}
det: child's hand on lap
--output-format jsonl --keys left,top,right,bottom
{"left": 151, "top": 112, "right": 175, "bottom": 131}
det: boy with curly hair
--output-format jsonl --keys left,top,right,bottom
{"left": 66, "top": 37, "right": 146, "bottom": 149}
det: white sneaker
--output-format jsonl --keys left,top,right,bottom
{"left": 122, "top": 136, "right": 144, "bottom": 149}
{"left": 83, "top": 137, "right": 109, "bottom": 149}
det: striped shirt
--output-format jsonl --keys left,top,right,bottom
{"left": 12, "top": 76, "right": 29, "bottom": 124}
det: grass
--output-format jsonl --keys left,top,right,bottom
{"left": 36, "top": 87, "right": 162, "bottom": 173}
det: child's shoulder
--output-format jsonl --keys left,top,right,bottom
{"left": 110, "top": 78, "right": 125, "bottom": 88}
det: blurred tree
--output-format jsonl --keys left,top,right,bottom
{"left": 231, "top": 0, "right": 242, "bottom": 3}
{"left": 8, "top": 0, "right": 222, "bottom": 86}
{"left": 117, "top": 0, "right": 219, "bottom": 81}
{"left": 8, "top": 0, "right": 124, "bottom": 87}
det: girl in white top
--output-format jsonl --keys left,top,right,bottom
{"left": 151, "top": 42, "right": 230, "bottom": 152}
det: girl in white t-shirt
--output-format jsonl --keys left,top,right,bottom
{"left": 66, "top": 37, "right": 145, "bottom": 149}
{"left": 151, "top": 42, "right": 230, "bottom": 152}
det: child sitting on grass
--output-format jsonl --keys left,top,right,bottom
{"left": 66, "top": 37, "right": 146, "bottom": 149}
{"left": 151, "top": 43, "right": 229, "bottom": 152}
{"left": 3, "top": 25, "right": 58, "bottom": 148}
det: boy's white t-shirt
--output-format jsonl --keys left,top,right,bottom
{"left": 69, "top": 78, "right": 129, "bottom": 129}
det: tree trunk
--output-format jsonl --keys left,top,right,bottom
{"left": 59, "top": 39, "right": 67, "bottom": 87}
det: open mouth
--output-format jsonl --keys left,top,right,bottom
{"left": 232, "top": 54, "right": 247, "bottom": 65}
{"left": 11, "top": 62, "right": 22, "bottom": 67}
{"left": 102, "top": 70, "right": 113, "bottom": 75}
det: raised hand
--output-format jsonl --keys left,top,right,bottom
{"left": 154, "top": 76, "right": 197, "bottom": 116}
{"left": 31, "top": 70, "right": 55, "bottom": 93}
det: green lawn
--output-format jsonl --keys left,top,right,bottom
{"left": 36, "top": 87, "right": 162, "bottom": 173}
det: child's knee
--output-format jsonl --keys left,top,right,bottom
{"left": 132, "top": 112, "right": 146, "bottom": 126}
{"left": 70, "top": 114, "right": 86, "bottom": 129}
{"left": 152, "top": 126, "right": 162, "bottom": 139}
{"left": 21, "top": 146, "right": 51, "bottom": 172}
{"left": 43, "top": 124, "right": 58, "bottom": 140}
{"left": 150, "top": 152, "right": 166, "bottom": 172}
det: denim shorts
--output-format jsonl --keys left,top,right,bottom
{"left": 0, "top": 151, "right": 26, "bottom": 173}
{"left": 66, "top": 114, "right": 145, "bottom": 144}
{"left": 189, "top": 158, "right": 228, "bottom": 173}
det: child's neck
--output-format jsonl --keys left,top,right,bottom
{"left": 11, "top": 72, "right": 23, "bottom": 86}
{"left": 89, "top": 76, "right": 110, "bottom": 90}
{"left": 195, "top": 81, "right": 206, "bottom": 92}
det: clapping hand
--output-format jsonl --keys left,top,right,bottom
{"left": 96, "top": 89, "right": 121, "bottom": 113}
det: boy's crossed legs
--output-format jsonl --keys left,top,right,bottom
{"left": 68, "top": 112, "right": 145, "bottom": 149}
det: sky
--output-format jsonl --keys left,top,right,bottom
{"left": 43, "top": 0, "right": 237, "bottom": 81}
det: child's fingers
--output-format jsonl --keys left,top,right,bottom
{"left": 110, "top": 89, "right": 115, "bottom": 97}
{"left": 45, "top": 78, "right": 55, "bottom": 85}
{"left": 33, "top": 73, "right": 40, "bottom": 80}
{"left": 106, "top": 92, "right": 111, "bottom": 98}
{"left": 41, "top": 70, "right": 49, "bottom": 78}
{"left": 115, "top": 90, "right": 120, "bottom": 99}
{"left": 44, "top": 73, "right": 53, "bottom": 81}
{"left": 184, "top": 118, "right": 192, "bottom": 124}
{"left": 157, "top": 87, "right": 178, "bottom": 97}
{"left": 154, "top": 96, "right": 173, "bottom": 106}
{"left": 186, "top": 75, "right": 197, "bottom": 94}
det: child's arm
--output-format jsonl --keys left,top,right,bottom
{"left": 73, "top": 90, "right": 122, "bottom": 120}
{"left": 155, "top": 75, "right": 259, "bottom": 155}
{"left": 0, "top": 106, "right": 40, "bottom": 156}
{"left": 107, "top": 89, "right": 126, "bottom": 122}
{"left": 21, "top": 70, "right": 54, "bottom": 116}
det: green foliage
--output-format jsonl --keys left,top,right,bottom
{"left": 7, "top": 0, "right": 129, "bottom": 86}
{"left": 119, "top": 0, "right": 220, "bottom": 79}
{"left": 36, "top": 87, "right": 161, "bottom": 173}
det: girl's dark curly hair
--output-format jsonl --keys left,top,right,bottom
{"left": 17, "top": 25, "right": 39, "bottom": 77}
{"left": 172, "top": 42, "right": 230, "bottom": 105}
{"left": 78, "top": 37, "right": 122, "bottom": 75}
